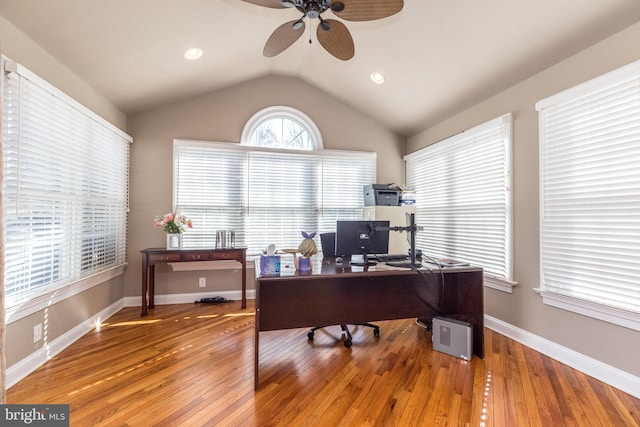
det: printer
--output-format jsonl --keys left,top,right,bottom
{"left": 363, "top": 184, "right": 400, "bottom": 206}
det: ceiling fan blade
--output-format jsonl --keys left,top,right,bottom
{"left": 240, "top": 0, "right": 288, "bottom": 8}
{"left": 316, "top": 19, "right": 354, "bottom": 61}
{"left": 263, "top": 20, "right": 306, "bottom": 57}
{"left": 331, "top": 0, "right": 403, "bottom": 21}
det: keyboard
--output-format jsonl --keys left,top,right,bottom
{"left": 368, "top": 254, "right": 408, "bottom": 262}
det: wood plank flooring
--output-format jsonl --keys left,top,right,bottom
{"left": 7, "top": 301, "right": 640, "bottom": 426}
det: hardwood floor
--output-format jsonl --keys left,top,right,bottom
{"left": 7, "top": 301, "right": 640, "bottom": 426}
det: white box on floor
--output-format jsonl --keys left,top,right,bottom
{"left": 432, "top": 316, "right": 473, "bottom": 361}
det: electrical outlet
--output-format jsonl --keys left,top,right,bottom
{"left": 199, "top": 277, "right": 206, "bottom": 288}
{"left": 33, "top": 323, "right": 43, "bottom": 343}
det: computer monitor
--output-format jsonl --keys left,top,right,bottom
{"left": 335, "top": 220, "right": 390, "bottom": 264}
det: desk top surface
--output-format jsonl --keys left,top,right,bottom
{"left": 141, "top": 247, "right": 247, "bottom": 253}
{"left": 256, "top": 255, "right": 482, "bottom": 281}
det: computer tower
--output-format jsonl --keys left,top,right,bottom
{"left": 432, "top": 316, "right": 473, "bottom": 361}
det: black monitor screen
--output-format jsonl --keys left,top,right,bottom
{"left": 335, "top": 220, "right": 390, "bottom": 257}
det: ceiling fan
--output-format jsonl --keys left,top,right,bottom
{"left": 241, "top": 0, "right": 404, "bottom": 61}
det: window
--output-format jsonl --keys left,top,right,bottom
{"left": 174, "top": 107, "right": 375, "bottom": 254}
{"left": 2, "top": 57, "right": 131, "bottom": 321}
{"left": 405, "top": 114, "right": 513, "bottom": 291}
{"left": 537, "top": 60, "right": 640, "bottom": 330}
{"left": 241, "top": 106, "right": 322, "bottom": 150}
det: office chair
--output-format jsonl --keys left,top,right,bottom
{"left": 307, "top": 323, "right": 380, "bottom": 348}
{"left": 308, "top": 233, "right": 381, "bottom": 348}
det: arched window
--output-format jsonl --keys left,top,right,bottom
{"left": 173, "top": 106, "right": 375, "bottom": 254}
{"left": 241, "top": 106, "right": 323, "bottom": 150}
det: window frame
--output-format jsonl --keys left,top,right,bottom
{"left": 240, "top": 105, "right": 323, "bottom": 150}
{"left": 404, "top": 113, "right": 515, "bottom": 292}
{"left": 173, "top": 139, "right": 376, "bottom": 257}
{"left": 172, "top": 106, "right": 375, "bottom": 256}
{"left": 2, "top": 56, "right": 131, "bottom": 323}
{"left": 536, "top": 60, "right": 640, "bottom": 331}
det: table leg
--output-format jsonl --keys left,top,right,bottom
{"left": 241, "top": 257, "right": 247, "bottom": 309}
{"left": 141, "top": 255, "right": 148, "bottom": 317}
{"left": 149, "top": 265, "right": 155, "bottom": 309}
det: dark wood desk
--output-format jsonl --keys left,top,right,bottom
{"left": 254, "top": 258, "right": 484, "bottom": 389}
{"left": 140, "top": 247, "right": 247, "bottom": 316}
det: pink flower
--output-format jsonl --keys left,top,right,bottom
{"left": 154, "top": 212, "right": 193, "bottom": 234}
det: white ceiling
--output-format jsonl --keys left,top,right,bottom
{"left": 1, "top": 0, "right": 640, "bottom": 137}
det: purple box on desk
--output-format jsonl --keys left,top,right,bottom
{"left": 260, "top": 255, "right": 281, "bottom": 276}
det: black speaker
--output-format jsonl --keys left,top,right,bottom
{"left": 320, "top": 232, "right": 336, "bottom": 257}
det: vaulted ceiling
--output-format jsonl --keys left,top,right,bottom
{"left": 1, "top": 0, "right": 640, "bottom": 137}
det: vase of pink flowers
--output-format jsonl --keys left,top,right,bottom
{"left": 154, "top": 212, "right": 193, "bottom": 249}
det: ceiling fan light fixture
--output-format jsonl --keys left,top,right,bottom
{"left": 370, "top": 72, "right": 385, "bottom": 84}
{"left": 292, "top": 19, "right": 304, "bottom": 30}
{"left": 320, "top": 19, "right": 330, "bottom": 31}
{"left": 281, "top": 1, "right": 295, "bottom": 7}
{"left": 330, "top": 2, "right": 345, "bottom": 12}
{"left": 184, "top": 48, "right": 203, "bottom": 60}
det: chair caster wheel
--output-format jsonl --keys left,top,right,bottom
{"left": 373, "top": 328, "right": 380, "bottom": 337}
{"left": 308, "top": 331, "right": 314, "bottom": 340}
{"left": 344, "top": 339, "right": 352, "bottom": 348}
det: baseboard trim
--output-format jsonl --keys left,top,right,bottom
{"left": 7, "top": 299, "right": 124, "bottom": 389}
{"left": 122, "top": 289, "right": 256, "bottom": 308}
{"left": 485, "top": 314, "right": 640, "bottom": 399}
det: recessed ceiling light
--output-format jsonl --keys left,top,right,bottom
{"left": 370, "top": 72, "right": 385, "bottom": 84}
{"left": 184, "top": 48, "right": 203, "bottom": 60}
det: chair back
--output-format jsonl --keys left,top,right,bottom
{"left": 320, "top": 232, "right": 336, "bottom": 257}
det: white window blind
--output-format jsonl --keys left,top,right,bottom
{"left": 537, "top": 60, "right": 640, "bottom": 320}
{"left": 405, "top": 114, "right": 513, "bottom": 281}
{"left": 2, "top": 57, "right": 131, "bottom": 311}
{"left": 174, "top": 140, "right": 375, "bottom": 254}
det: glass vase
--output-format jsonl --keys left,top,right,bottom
{"left": 166, "top": 233, "right": 182, "bottom": 250}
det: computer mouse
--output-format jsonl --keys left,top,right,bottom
{"left": 335, "top": 256, "right": 343, "bottom": 265}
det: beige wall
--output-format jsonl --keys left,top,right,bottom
{"left": 3, "top": 5, "right": 639, "bottom": 387}
{"left": 125, "top": 74, "right": 406, "bottom": 299}
{"left": 0, "top": 16, "right": 127, "bottom": 366}
{"left": 408, "top": 21, "right": 640, "bottom": 376}
{"left": 0, "top": 16, "right": 126, "bottom": 131}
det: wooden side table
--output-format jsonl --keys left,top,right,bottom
{"left": 140, "top": 247, "right": 247, "bottom": 316}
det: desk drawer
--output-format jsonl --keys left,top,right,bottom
{"left": 182, "top": 251, "right": 211, "bottom": 261}
{"left": 148, "top": 253, "right": 182, "bottom": 262}
{"left": 212, "top": 250, "right": 241, "bottom": 260}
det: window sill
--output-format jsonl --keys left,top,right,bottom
{"left": 535, "top": 288, "right": 640, "bottom": 332}
{"left": 5, "top": 264, "right": 127, "bottom": 324}
{"left": 484, "top": 275, "right": 517, "bottom": 293}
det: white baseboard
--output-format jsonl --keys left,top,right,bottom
{"left": 122, "top": 289, "right": 256, "bottom": 308}
{"left": 485, "top": 314, "right": 640, "bottom": 399}
{"left": 7, "top": 299, "right": 124, "bottom": 389}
